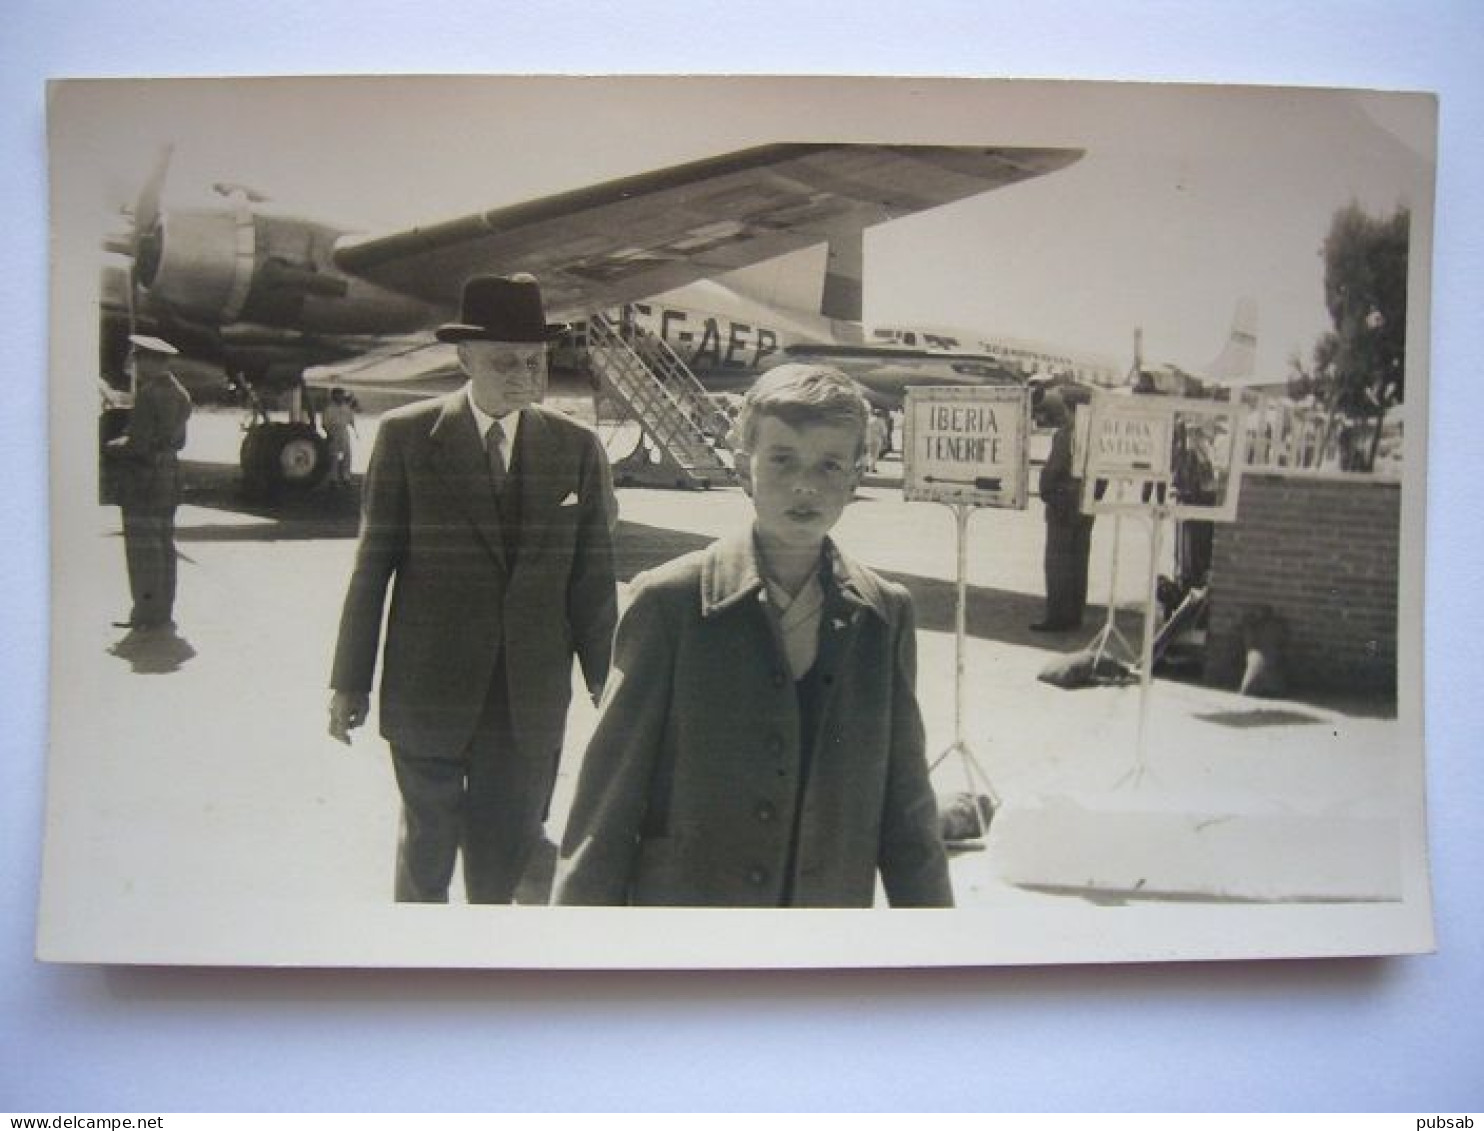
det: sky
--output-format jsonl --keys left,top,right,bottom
{"left": 53, "top": 75, "right": 1435, "bottom": 385}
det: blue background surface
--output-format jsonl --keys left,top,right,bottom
{"left": 3, "top": 1, "right": 1481, "bottom": 1112}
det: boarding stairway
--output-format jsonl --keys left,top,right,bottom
{"left": 584, "top": 312, "right": 736, "bottom": 490}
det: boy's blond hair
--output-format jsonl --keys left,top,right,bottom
{"left": 735, "top": 363, "right": 870, "bottom": 458}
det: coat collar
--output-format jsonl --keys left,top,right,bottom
{"left": 431, "top": 387, "right": 553, "bottom": 449}
{"left": 700, "top": 527, "right": 891, "bottom": 623}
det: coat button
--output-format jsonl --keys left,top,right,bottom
{"left": 767, "top": 734, "right": 784, "bottom": 754}
{"left": 772, "top": 670, "right": 787, "bottom": 689}
{"left": 746, "top": 866, "right": 769, "bottom": 886}
{"left": 754, "top": 800, "right": 776, "bottom": 823}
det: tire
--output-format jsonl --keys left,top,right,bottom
{"left": 240, "top": 421, "right": 329, "bottom": 498}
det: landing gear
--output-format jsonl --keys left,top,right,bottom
{"left": 240, "top": 420, "right": 329, "bottom": 498}
{"left": 234, "top": 370, "right": 331, "bottom": 500}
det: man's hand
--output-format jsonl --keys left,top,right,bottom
{"left": 328, "top": 691, "right": 370, "bottom": 745}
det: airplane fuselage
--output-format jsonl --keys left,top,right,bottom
{"left": 566, "top": 279, "right": 834, "bottom": 386}
{"left": 562, "top": 283, "right": 1034, "bottom": 407}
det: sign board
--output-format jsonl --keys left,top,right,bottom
{"left": 1080, "top": 392, "right": 1247, "bottom": 521}
{"left": 903, "top": 385, "right": 1030, "bottom": 509}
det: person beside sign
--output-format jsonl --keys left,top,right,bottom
{"left": 1033, "top": 390, "right": 1095, "bottom": 633}
{"left": 1173, "top": 418, "right": 1218, "bottom": 588}
{"left": 554, "top": 363, "right": 953, "bottom": 908}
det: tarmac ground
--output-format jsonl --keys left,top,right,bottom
{"left": 53, "top": 403, "right": 1406, "bottom": 924}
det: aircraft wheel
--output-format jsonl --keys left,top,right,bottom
{"left": 240, "top": 422, "right": 330, "bottom": 498}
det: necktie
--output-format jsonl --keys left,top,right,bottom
{"left": 486, "top": 423, "right": 507, "bottom": 494}
{"left": 486, "top": 421, "right": 519, "bottom": 564}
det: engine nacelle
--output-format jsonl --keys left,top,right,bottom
{"left": 141, "top": 208, "right": 256, "bottom": 324}
{"left": 139, "top": 207, "right": 440, "bottom": 335}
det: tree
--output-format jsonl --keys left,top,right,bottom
{"left": 1305, "top": 202, "right": 1409, "bottom": 470}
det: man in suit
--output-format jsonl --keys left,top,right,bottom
{"left": 104, "top": 334, "right": 193, "bottom": 633}
{"left": 328, "top": 274, "right": 619, "bottom": 904}
{"left": 1033, "top": 389, "right": 1095, "bottom": 632}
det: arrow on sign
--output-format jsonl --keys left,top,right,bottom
{"left": 924, "top": 475, "right": 1004, "bottom": 491}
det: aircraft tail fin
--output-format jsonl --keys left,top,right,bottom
{"left": 700, "top": 228, "right": 864, "bottom": 329}
{"left": 820, "top": 230, "right": 863, "bottom": 323}
{"left": 709, "top": 245, "right": 827, "bottom": 320}
{"left": 1204, "top": 296, "right": 1259, "bottom": 384}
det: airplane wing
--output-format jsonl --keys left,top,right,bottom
{"left": 332, "top": 144, "right": 1083, "bottom": 317}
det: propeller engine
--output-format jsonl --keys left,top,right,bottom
{"left": 106, "top": 146, "right": 358, "bottom": 334}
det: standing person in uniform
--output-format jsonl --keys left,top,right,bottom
{"left": 328, "top": 275, "right": 619, "bottom": 904}
{"left": 1032, "top": 390, "right": 1094, "bottom": 632}
{"left": 322, "top": 387, "right": 358, "bottom": 487}
{"left": 554, "top": 363, "right": 952, "bottom": 908}
{"left": 104, "top": 334, "right": 193, "bottom": 633}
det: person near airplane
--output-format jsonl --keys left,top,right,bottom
{"left": 328, "top": 275, "right": 619, "bottom": 904}
{"left": 322, "top": 387, "right": 358, "bottom": 487}
{"left": 865, "top": 410, "right": 889, "bottom": 473}
{"left": 554, "top": 363, "right": 953, "bottom": 908}
{"left": 104, "top": 334, "right": 193, "bottom": 634}
{"left": 1032, "top": 389, "right": 1095, "bottom": 633}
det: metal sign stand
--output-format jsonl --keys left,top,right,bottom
{"left": 927, "top": 502, "right": 1001, "bottom": 848}
{"left": 904, "top": 386, "right": 1027, "bottom": 850}
{"left": 1086, "top": 515, "right": 1141, "bottom": 675}
{"left": 1115, "top": 506, "right": 1166, "bottom": 789}
{"left": 1075, "top": 477, "right": 1169, "bottom": 792}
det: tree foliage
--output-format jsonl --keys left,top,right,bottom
{"left": 1314, "top": 201, "right": 1410, "bottom": 418}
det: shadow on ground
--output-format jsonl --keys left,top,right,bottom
{"left": 160, "top": 462, "right": 1396, "bottom": 719}
{"left": 173, "top": 459, "right": 364, "bottom": 542}
{"left": 881, "top": 567, "right": 1141, "bottom": 654}
{"left": 1194, "top": 707, "right": 1328, "bottom": 729}
{"left": 612, "top": 522, "right": 714, "bottom": 583}
{"left": 106, "top": 624, "right": 198, "bottom": 674}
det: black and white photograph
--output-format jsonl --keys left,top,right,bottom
{"left": 40, "top": 74, "right": 1434, "bottom": 967}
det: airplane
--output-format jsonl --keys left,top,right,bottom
{"left": 546, "top": 267, "right": 1125, "bottom": 412}
{"left": 1010, "top": 296, "right": 1260, "bottom": 430}
{"left": 1127, "top": 296, "right": 1260, "bottom": 398}
{"left": 101, "top": 142, "right": 1088, "bottom": 493}
{"left": 306, "top": 267, "right": 1123, "bottom": 426}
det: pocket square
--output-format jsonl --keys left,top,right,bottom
{"left": 558, "top": 491, "right": 579, "bottom": 507}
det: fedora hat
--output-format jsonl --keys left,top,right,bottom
{"left": 436, "top": 274, "right": 568, "bottom": 344}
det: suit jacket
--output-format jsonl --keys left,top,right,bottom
{"left": 1038, "top": 422, "right": 1085, "bottom": 525}
{"left": 554, "top": 530, "right": 953, "bottom": 908}
{"left": 330, "top": 391, "right": 618, "bottom": 759}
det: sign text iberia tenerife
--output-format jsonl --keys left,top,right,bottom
{"left": 903, "top": 385, "right": 1030, "bottom": 509}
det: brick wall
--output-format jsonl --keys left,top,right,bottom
{"left": 1205, "top": 471, "right": 1400, "bottom": 696}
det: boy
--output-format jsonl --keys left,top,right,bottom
{"left": 554, "top": 364, "right": 953, "bottom": 907}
